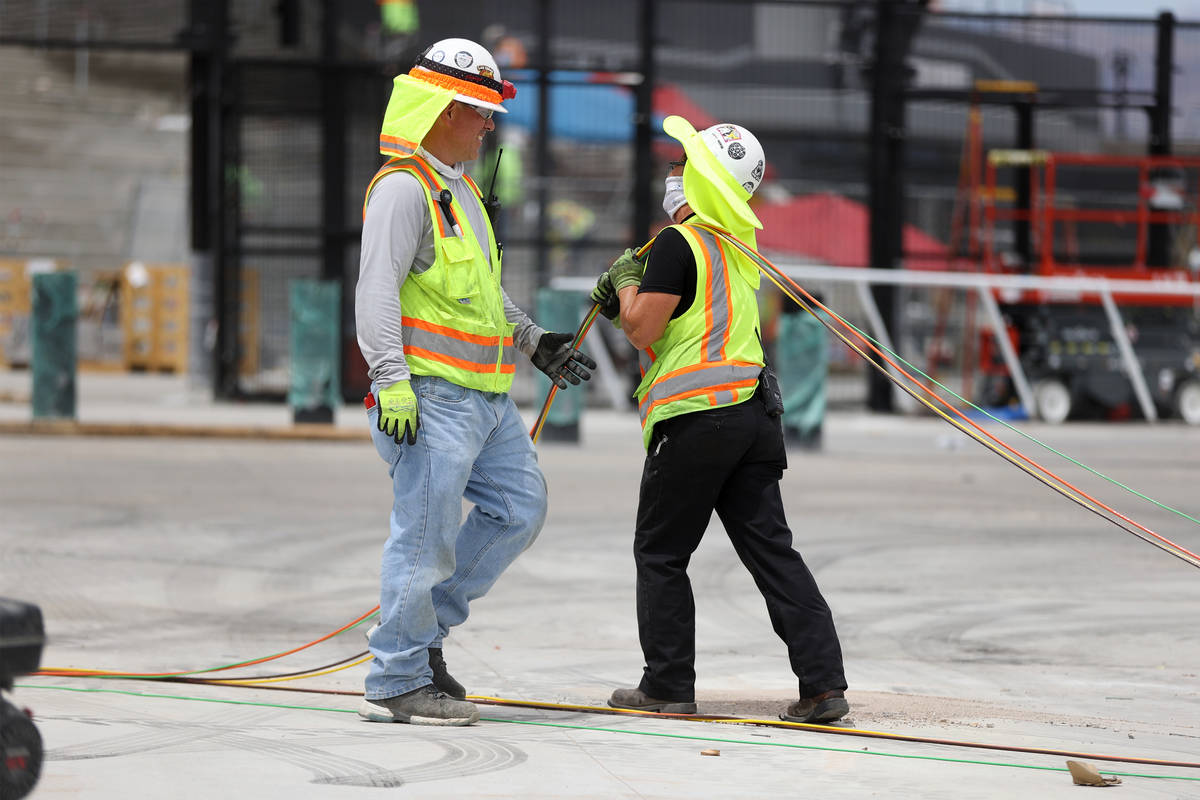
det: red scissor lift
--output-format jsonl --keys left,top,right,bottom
{"left": 973, "top": 150, "right": 1200, "bottom": 423}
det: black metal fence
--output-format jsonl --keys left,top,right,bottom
{"left": 1, "top": 0, "right": 1196, "bottom": 405}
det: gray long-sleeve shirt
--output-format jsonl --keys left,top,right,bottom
{"left": 356, "top": 148, "right": 544, "bottom": 389}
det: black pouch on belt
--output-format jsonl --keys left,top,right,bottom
{"left": 758, "top": 365, "right": 784, "bottom": 417}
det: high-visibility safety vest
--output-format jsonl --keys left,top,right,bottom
{"left": 362, "top": 155, "right": 516, "bottom": 393}
{"left": 634, "top": 222, "right": 764, "bottom": 449}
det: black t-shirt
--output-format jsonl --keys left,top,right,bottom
{"left": 637, "top": 220, "right": 696, "bottom": 319}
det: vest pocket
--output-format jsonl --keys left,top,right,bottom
{"left": 439, "top": 236, "right": 481, "bottom": 301}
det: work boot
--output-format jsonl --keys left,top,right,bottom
{"left": 358, "top": 685, "right": 479, "bottom": 726}
{"left": 780, "top": 689, "right": 849, "bottom": 724}
{"left": 608, "top": 687, "right": 697, "bottom": 714}
{"left": 365, "top": 625, "right": 466, "bottom": 699}
{"left": 427, "top": 647, "right": 466, "bottom": 699}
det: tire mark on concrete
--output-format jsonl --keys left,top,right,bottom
{"left": 42, "top": 707, "right": 527, "bottom": 787}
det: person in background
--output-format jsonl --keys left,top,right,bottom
{"left": 355, "top": 37, "right": 595, "bottom": 726}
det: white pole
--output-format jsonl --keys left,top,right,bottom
{"left": 1099, "top": 284, "right": 1158, "bottom": 422}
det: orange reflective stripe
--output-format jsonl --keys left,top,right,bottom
{"left": 363, "top": 157, "right": 466, "bottom": 237}
{"left": 379, "top": 133, "right": 419, "bottom": 158}
{"left": 402, "top": 316, "right": 509, "bottom": 347}
{"left": 405, "top": 157, "right": 440, "bottom": 190}
{"left": 638, "top": 377, "right": 758, "bottom": 417}
{"left": 406, "top": 158, "right": 463, "bottom": 233}
{"left": 462, "top": 174, "right": 483, "bottom": 199}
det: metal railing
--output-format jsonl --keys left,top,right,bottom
{"left": 554, "top": 265, "right": 1200, "bottom": 422}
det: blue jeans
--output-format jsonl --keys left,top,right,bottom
{"left": 364, "top": 376, "right": 547, "bottom": 699}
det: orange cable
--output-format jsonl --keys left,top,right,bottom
{"left": 694, "top": 221, "right": 1200, "bottom": 564}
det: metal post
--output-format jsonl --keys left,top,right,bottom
{"left": 632, "top": 0, "right": 656, "bottom": 249}
{"left": 186, "top": 0, "right": 229, "bottom": 398}
{"left": 1014, "top": 101, "right": 1034, "bottom": 268}
{"left": 321, "top": 0, "right": 349, "bottom": 400}
{"left": 1147, "top": 11, "right": 1175, "bottom": 268}
{"left": 534, "top": 0, "right": 551, "bottom": 289}
{"left": 322, "top": 0, "right": 345, "bottom": 284}
{"left": 1150, "top": 12, "right": 1175, "bottom": 157}
{"left": 867, "top": 0, "right": 925, "bottom": 411}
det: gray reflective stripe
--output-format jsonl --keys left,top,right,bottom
{"left": 379, "top": 137, "right": 418, "bottom": 156}
{"left": 639, "top": 350, "right": 652, "bottom": 375}
{"left": 711, "top": 389, "right": 734, "bottom": 406}
{"left": 690, "top": 227, "right": 732, "bottom": 363}
{"left": 403, "top": 322, "right": 513, "bottom": 369}
{"left": 639, "top": 362, "right": 761, "bottom": 422}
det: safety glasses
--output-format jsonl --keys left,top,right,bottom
{"left": 458, "top": 101, "right": 494, "bottom": 121}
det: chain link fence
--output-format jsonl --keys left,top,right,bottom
{"left": 1, "top": 0, "right": 1196, "bottom": 411}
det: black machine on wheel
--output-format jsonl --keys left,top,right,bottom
{"left": 0, "top": 599, "right": 44, "bottom": 800}
{"left": 971, "top": 151, "right": 1200, "bottom": 424}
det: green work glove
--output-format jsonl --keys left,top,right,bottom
{"left": 590, "top": 270, "right": 621, "bottom": 321}
{"left": 377, "top": 380, "right": 420, "bottom": 445}
{"left": 532, "top": 332, "right": 597, "bottom": 390}
{"left": 608, "top": 248, "right": 645, "bottom": 292}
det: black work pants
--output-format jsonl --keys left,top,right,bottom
{"left": 634, "top": 391, "right": 846, "bottom": 702}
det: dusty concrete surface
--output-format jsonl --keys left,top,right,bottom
{"left": 1, "top": 371, "right": 1199, "bottom": 798}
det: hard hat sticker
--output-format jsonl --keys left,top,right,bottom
{"left": 727, "top": 142, "right": 746, "bottom": 160}
{"left": 478, "top": 65, "right": 494, "bottom": 78}
{"left": 717, "top": 125, "right": 741, "bottom": 141}
{"left": 431, "top": 50, "right": 445, "bottom": 62}
{"left": 455, "top": 51, "right": 474, "bottom": 68}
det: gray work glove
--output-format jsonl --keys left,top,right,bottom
{"left": 532, "top": 332, "right": 597, "bottom": 390}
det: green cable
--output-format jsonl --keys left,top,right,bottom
{"left": 18, "top": 683, "right": 356, "bottom": 715}
{"left": 715, "top": 227, "right": 1200, "bottom": 530}
{"left": 17, "top": 684, "right": 1198, "bottom": 783}
{"left": 818, "top": 306, "right": 1200, "bottom": 527}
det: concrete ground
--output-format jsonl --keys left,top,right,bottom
{"left": 1, "top": 371, "right": 1199, "bottom": 798}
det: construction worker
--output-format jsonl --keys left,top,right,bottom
{"left": 590, "top": 116, "right": 849, "bottom": 724}
{"left": 355, "top": 38, "right": 595, "bottom": 726}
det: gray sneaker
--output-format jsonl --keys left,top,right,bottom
{"left": 364, "top": 625, "right": 467, "bottom": 699}
{"left": 359, "top": 685, "right": 479, "bottom": 726}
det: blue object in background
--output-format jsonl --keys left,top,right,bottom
{"left": 502, "top": 71, "right": 670, "bottom": 143}
{"left": 534, "top": 287, "right": 589, "bottom": 442}
{"left": 289, "top": 279, "right": 341, "bottom": 424}
{"left": 31, "top": 271, "right": 77, "bottom": 420}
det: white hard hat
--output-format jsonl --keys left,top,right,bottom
{"left": 698, "top": 123, "right": 765, "bottom": 196}
{"left": 412, "top": 37, "right": 515, "bottom": 114}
